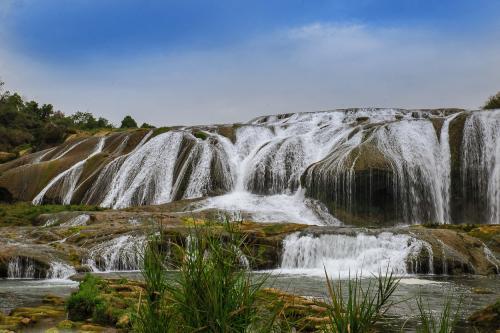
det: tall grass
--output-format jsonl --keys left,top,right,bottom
{"left": 134, "top": 221, "right": 273, "bottom": 333}
{"left": 133, "top": 233, "right": 173, "bottom": 333}
{"left": 168, "top": 222, "right": 267, "bottom": 332}
{"left": 415, "top": 294, "right": 462, "bottom": 333}
{"left": 323, "top": 267, "right": 401, "bottom": 333}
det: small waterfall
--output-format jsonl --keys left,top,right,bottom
{"left": 86, "top": 235, "right": 145, "bottom": 272}
{"left": 32, "top": 147, "right": 57, "bottom": 163}
{"left": 7, "top": 257, "right": 36, "bottom": 279}
{"left": 46, "top": 261, "right": 76, "bottom": 279}
{"left": 279, "top": 232, "right": 433, "bottom": 277}
{"left": 483, "top": 245, "right": 500, "bottom": 274}
{"left": 32, "top": 137, "right": 106, "bottom": 205}
{"left": 50, "top": 140, "right": 85, "bottom": 161}
{"left": 60, "top": 214, "right": 90, "bottom": 227}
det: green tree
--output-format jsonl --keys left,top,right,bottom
{"left": 140, "top": 122, "right": 155, "bottom": 128}
{"left": 120, "top": 115, "right": 138, "bottom": 128}
{"left": 483, "top": 91, "right": 500, "bottom": 109}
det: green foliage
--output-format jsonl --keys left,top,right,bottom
{"left": 0, "top": 79, "right": 113, "bottom": 156}
{"left": 70, "top": 112, "right": 113, "bottom": 130}
{"left": 193, "top": 130, "right": 208, "bottom": 140}
{"left": 0, "top": 202, "right": 104, "bottom": 226}
{"left": 323, "top": 268, "right": 401, "bottom": 333}
{"left": 140, "top": 122, "right": 155, "bottom": 129}
{"left": 415, "top": 294, "right": 462, "bottom": 333}
{"left": 120, "top": 115, "right": 138, "bottom": 128}
{"left": 483, "top": 91, "right": 500, "bottom": 109}
{"left": 169, "top": 223, "right": 266, "bottom": 332}
{"left": 151, "top": 127, "right": 171, "bottom": 137}
{"left": 67, "top": 274, "right": 106, "bottom": 322}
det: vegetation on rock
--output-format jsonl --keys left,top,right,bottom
{"left": 483, "top": 91, "right": 500, "bottom": 109}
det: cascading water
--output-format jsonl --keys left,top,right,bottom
{"left": 279, "top": 232, "right": 434, "bottom": 277}
{"left": 17, "top": 108, "right": 500, "bottom": 225}
{"left": 7, "top": 257, "right": 36, "bottom": 279}
{"left": 462, "top": 110, "right": 500, "bottom": 224}
{"left": 85, "top": 235, "right": 146, "bottom": 272}
{"left": 32, "top": 137, "right": 106, "bottom": 205}
{"left": 46, "top": 261, "right": 77, "bottom": 280}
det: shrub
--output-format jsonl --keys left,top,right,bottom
{"left": 323, "top": 267, "right": 401, "bottom": 333}
{"left": 67, "top": 274, "right": 105, "bottom": 321}
{"left": 483, "top": 91, "right": 500, "bottom": 109}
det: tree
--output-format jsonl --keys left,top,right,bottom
{"left": 96, "top": 117, "right": 113, "bottom": 128}
{"left": 120, "top": 115, "right": 138, "bottom": 128}
{"left": 140, "top": 122, "right": 155, "bottom": 128}
{"left": 483, "top": 92, "right": 500, "bottom": 109}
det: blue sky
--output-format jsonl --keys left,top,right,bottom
{"left": 1, "top": 0, "right": 499, "bottom": 125}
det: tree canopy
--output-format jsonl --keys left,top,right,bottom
{"left": 120, "top": 115, "right": 138, "bottom": 128}
{"left": 0, "top": 79, "right": 115, "bottom": 159}
{"left": 483, "top": 91, "right": 500, "bottom": 109}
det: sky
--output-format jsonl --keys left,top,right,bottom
{"left": 0, "top": 0, "right": 500, "bottom": 126}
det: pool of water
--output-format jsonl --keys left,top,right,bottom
{"left": 1, "top": 273, "right": 498, "bottom": 332}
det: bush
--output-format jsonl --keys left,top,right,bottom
{"left": 67, "top": 274, "right": 105, "bottom": 321}
{"left": 483, "top": 91, "right": 500, "bottom": 109}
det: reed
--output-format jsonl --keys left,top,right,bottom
{"left": 323, "top": 267, "right": 401, "bottom": 333}
{"left": 415, "top": 294, "right": 462, "bottom": 333}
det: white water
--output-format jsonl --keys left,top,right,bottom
{"left": 46, "top": 261, "right": 76, "bottom": 280}
{"left": 32, "top": 137, "right": 106, "bottom": 205}
{"left": 60, "top": 214, "right": 90, "bottom": 227}
{"left": 277, "top": 232, "right": 433, "bottom": 277}
{"left": 193, "top": 190, "right": 340, "bottom": 225}
{"left": 86, "top": 235, "right": 145, "bottom": 272}
{"left": 462, "top": 111, "right": 500, "bottom": 224}
{"left": 7, "top": 257, "right": 36, "bottom": 279}
{"left": 6, "top": 257, "right": 75, "bottom": 280}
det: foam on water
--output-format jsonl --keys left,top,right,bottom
{"left": 193, "top": 190, "right": 340, "bottom": 225}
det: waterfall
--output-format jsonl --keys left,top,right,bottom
{"left": 7, "top": 257, "right": 36, "bottom": 279}
{"left": 46, "top": 261, "right": 76, "bottom": 280}
{"left": 60, "top": 214, "right": 90, "bottom": 227}
{"left": 32, "top": 137, "right": 106, "bottom": 205}
{"left": 85, "top": 235, "right": 146, "bottom": 272}
{"left": 18, "top": 108, "right": 499, "bottom": 225}
{"left": 462, "top": 111, "right": 500, "bottom": 224}
{"left": 279, "top": 232, "right": 433, "bottom": 277}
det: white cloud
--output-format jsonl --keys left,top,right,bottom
{"left": 1, "top": 22, "right": 500, "bottom": 126}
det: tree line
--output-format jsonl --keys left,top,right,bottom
{"left": 0, "top": 79, "right": 151, "bottom": 158}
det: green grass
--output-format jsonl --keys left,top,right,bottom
{"left": 133, "top": 233, "right": 173, "bottom": 333}
{"left": 134, "top": 221, "right": 276, "bottom": 333}
{"left": 415, "top": 294, "right": 462, "bottom": 333}
{"left": 323, "top": 267, "right": 401, "bottom": 333}
{"left": 0, "top": 202, "right": 104, "bottom": 226}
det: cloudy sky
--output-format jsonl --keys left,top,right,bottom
{"left": 1, "top": 0, "right": 499, "bottom": 126}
